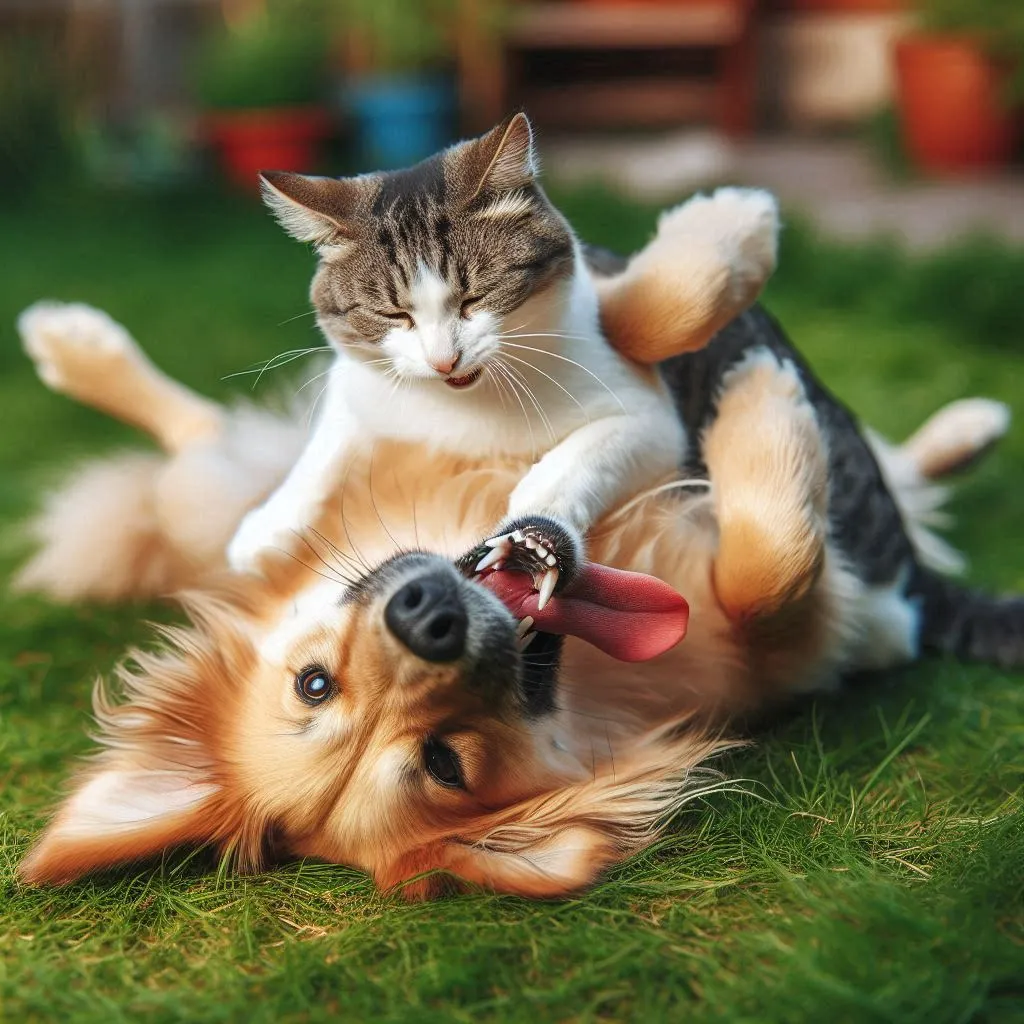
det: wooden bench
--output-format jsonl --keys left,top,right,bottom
{"left": 457, "top": 1, "right": 760, "bottom": 136}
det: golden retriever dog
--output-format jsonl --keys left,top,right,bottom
{"left": 13, "top": 297, "right": 1018, "bottom": 898}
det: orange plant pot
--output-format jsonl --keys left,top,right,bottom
{"left": 204, "top": 106, "right": 331, "bottom": 191}
{"left": 894, "top": 35, "right": 1018, "bottom": 175}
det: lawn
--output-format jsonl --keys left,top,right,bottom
{"left": 2, "top": 183, "right": 1024, "bottom": 1023}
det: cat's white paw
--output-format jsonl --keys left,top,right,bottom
{"left": 228, "top": 499, "right": 312, "bottom": 574}
{"left": 657, "top": 187, "right": 779, "bottom": 302}
{"left": 18, "top": 301, "right": 140, "bottom": 395}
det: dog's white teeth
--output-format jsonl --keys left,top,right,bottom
{"left": 510, "top": 529, "right": 525, "bottom": 544}
{"left": 484, "top": 535, "right": 511, "bottom": 549}
{"left": 516, "top": 615, "right": 535, "bottom": 638}
{"left": 537, "top": 568, "right": 558, "bottom": 611}
{"left": 524, "top": 537, "right": 538, "bottom": 550}
{"left": 518, "top": 631, "right": 537, "bottom": 651}
{"left": 475, "top": 547, "right": 505, "bottom": 573}
{"left": 544, "top": 553, "right": 557, "bottom": 567}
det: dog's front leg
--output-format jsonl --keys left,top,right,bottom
{"left": 227, "top": 383, "right": 357, "bottom": 575}
{"left": 703, "top": 349, "right": 829, "bottom": 623}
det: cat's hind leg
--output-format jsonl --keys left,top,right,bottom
{"left": 703, "top": 348, "right": 829, "bottom": 623}
{"left": 18, "top": 301, "right": 224, "bottom": 453}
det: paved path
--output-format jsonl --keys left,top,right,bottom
{"left": 545, "top": 134, "right": 1024, "bottom": 250}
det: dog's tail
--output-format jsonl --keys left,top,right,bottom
{"left": 868, "top": 398, "right": 1011, "bottom": 577}
{"left": 12, "top": 452, "right": 191, "bottom": 602}
{"left": 13, "top": 404, "right": 303, "bottom": 603}
{"left": 914, "top": 568, "right": 1024, "bottom": 669}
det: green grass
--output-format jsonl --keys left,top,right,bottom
{"left": 2, "top": 184, "right": 1024, "bottom": 1023}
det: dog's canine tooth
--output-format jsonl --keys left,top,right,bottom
{"left": 475, "top": 547, "right": 505, "bottom": 573}
{"left": 518, "top": 631, "right": 537, "bottom": 651}
{"left": 484, "top": 534, "right": 512, "bottom": 549}
{"left": 516, "top": 615, "right": 535, "bottom": 638}
{"left": 537, "top": 568, "right": 558, "bottom": 611}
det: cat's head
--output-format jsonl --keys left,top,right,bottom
{"left": 261, "top": 113, "right": 576, "bottom": 390}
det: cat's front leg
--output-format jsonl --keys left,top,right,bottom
{"left": 227, "top": 391, "right": 357, "bottom": 575}
{"left": 481, "top": 410, "right": 684, "bottom": 606}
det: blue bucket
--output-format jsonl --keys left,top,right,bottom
{"left": 347, "top": 75, "right": 455, "bottom": 170}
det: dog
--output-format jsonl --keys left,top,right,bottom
{"left": 13, "top": 295, "right": 1018, "bottom": 898}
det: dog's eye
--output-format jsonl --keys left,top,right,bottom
{"left": 295, "top": 665, "right": 334, "bottom": 704}
{"left": 423, "top": 736, "right": 464, "bottom": 789}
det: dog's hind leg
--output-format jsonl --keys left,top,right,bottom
{"left": 702, "top": 349, "right": 829, "bottom": 623}
{"left": 18, "top": 302, "right": 224, "bottom": 454}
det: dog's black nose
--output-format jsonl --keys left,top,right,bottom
{"left": 385, "top": 574, "right": 467, "bottom": 662}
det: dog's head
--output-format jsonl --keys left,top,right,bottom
{"left": 19, "top": 534, "right": 722, "bottom": 899}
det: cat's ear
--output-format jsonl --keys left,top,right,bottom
{"left": 459, "top": 112, "right": 539, "bottom": 200}
{"left": 18, "top": 760, "right": 222, "bottom": 885}
{"left": 259, "top": 171, "right": 365, "bottom": 247}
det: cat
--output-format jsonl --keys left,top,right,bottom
{"left": 228, "top": 112, "right": 777, "bottom": 611}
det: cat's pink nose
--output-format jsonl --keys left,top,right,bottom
{"left": 429, "top": 353, "right": 460, "bottom": 375}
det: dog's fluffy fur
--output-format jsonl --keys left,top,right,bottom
{"left": 13, "top": 301, "right": 1013, "bottom": 898}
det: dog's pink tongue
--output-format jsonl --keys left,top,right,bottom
{"left": 480, "top": 562, "right": 689, "bottom": 662}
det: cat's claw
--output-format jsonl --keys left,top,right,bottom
{"left": 537, "top": 566, "right": 558, "bottom": 611}
{"left": 472, "top": 519, "right": 577, "bottom": 611}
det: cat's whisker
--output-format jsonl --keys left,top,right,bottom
{"left": 488, "top": 365, "right": 514, "bottom": 416}
{"left": 496, "top": 356, "right": 556, "bottom": 444}
{"left": 498, "top": 341, "right": 627, "bottom": 414}
{"left": 305, "top": 380, "right": 330, "bottom": 427}
{"left": 500, "top": 330, "right": 595, "bottom": 344}
{"left": 491, "top": 359, "right": 536, "bottom": 460}
{"left": 295, "top": 368, "right": 333, "bottom": 396}
{"left": 500, "top": 357, "right": 557, "bottom": 442}
{"left": 487, "top": 366, "right": 509, "bottom": 413}
{"left": 500, "top": 351, "right": 589, "bottom": 423}
{"left": 277, "top": 309, "right": 319, "bottom": 327}
{"left": 222, "top": 346, "right": 329, "bottom": 386}
{"left": 604, "top": 478, "right": 713, "bottom": 522}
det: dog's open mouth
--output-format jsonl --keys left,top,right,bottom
{"left": 445, "top": 367, "right": 484, "bottom": 390}
{"left": 474, "top": 562, "right": 689, "bottom": 663}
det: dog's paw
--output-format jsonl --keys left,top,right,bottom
{"left": 18, "top": 301, "right": 141, "bottom": 395}
{"left": 457, "top": 515, "right": 583, "bottom": 611}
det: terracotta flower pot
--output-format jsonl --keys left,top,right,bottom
{"left": 204, "top": 106, "right": 331, "bottom": 191}
{"left": 894, "top": 34, "right": 1018, "bottom": 175}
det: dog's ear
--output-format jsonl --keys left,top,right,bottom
{"left": 381, "top": 725, "right": 735, "bottom": 900}
{"left": 380, "top": 825, "right": 619, "bottom": 901}
{"left": 19, "top": 592, "right": 256, "bottom": 887}
{"left": 18, "top": 760, "right": 223, "bottom": 886}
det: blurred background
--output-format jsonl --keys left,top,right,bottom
{"left": 1, "top": 0, "right": 1023, "bottom": 245}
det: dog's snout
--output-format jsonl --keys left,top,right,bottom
{"left": 385, "top": 574, "right": 467, "bottom": 662}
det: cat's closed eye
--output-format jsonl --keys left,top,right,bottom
{"left": 460, "top": 296, "right": 483, "bottom": 318}
{"left": 379, "top": 310, "right": 415, "bottom": 330}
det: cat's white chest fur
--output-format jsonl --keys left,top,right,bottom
{"left": 227, "top": 259, "right": 686, "bottom": 571}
